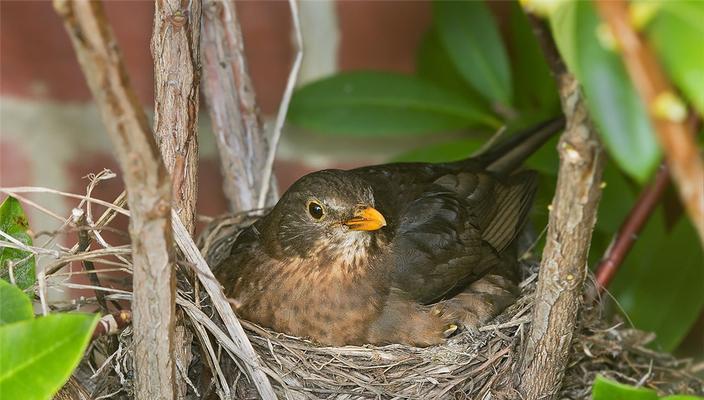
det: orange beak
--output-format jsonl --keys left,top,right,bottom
{"left": 344, "top": 207, "right": 387, "bottom": 231}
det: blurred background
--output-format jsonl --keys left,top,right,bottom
{"left": 1, "top": 0, "right": 440, "bottom": 228}
{"left": 1, "top": 0, "right": 701, "bottom": 368}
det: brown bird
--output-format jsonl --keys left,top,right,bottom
{"left": 214, "top": 118, "right": 563, "bottom": 347}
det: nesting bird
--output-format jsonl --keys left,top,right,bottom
{"left": 214, "top": 119, "right": 562, "bottom": 346}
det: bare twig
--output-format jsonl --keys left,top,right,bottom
{"left": 201, "top": 0, "right": 276, "bottom": 212}
{"left": 72, "top": 208, "right": 109, "bottom": 313}
{"left": 257, "top": 0, "right": 303, "bottom": 209}
{"left": 517, "top": 18, "right": 605, "bottom": 400}
{"left": 595, "top": 163, "right": 670, "bottom": 291}
{"left": 53, "top": 1, "right": 177, "bottom": 398}
{"left": 595, "top": 0, "right": 704, "bottom": 245}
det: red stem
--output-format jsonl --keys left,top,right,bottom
{"left": 595, "top": 163, "right": 670, "bottom": 291}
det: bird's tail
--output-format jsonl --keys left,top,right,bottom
{"left": 471, "top": 116, "right": 566, "bottom": 175}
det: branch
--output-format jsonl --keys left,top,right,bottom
{"left": 53, "top": 1, "right": 177, "bottom": 398}
{"left": 518, "top": 19, "right": 605, "bottom": 399}
{"left": 595, "top": 0, "right": 704, "bottom": 245}
{"left": 595, "top": 163, "right": 669, "bottom": 291}
{"left": 152, "top": 0, "right": 201, "bottom": 235}
{"left": 201, "top": 0, "right": 276, "bottom": 212}
{"left": 151, "top": 1, "right": 202, "bottom": 397}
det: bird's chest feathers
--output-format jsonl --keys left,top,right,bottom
{"left": 237, "top": 238, "right": 389, "bottom": 345}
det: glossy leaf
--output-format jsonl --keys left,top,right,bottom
{"left": 416, "top": 27, "right": 487, "bottom": 107}
{"left": 433, "top": 0, "right": 513, "bottom": 105}
{"left": 0, "top": 197, "right": 35, "bottom": 289}
{"left": 592, "top": 375, "right": 658, "bottom": 400}
{"left": 661, "top": 396, "right": 704, "bottom": 400}
{"left": 550, "top": 1, "right": 660, "bottom": 182}
{"left": 609, "top": 210, "right": 704, "bottom": 351}
{"left": 506, "top": 1, "right": 560, "bottom": 114}
{"left": 393, "top": 138, "right": 485, "bottom": 163}
{"left": 595, "top": 161, "right": 637, "bottom": 234}
{"left": 288, "top": 72, "right": 500, "bottom": 136}
{"left": 0, "top": 313, "right": 98, "bottom": 400}
{"left": 647, "top": 0, "right": 704, "bottom": 116}
{"left": 0, "top": 280, "right": 33, "bottom": 325}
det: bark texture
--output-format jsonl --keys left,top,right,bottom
{"left": 517, "top": 74, "right": 605, "bottom": 398}
{"left": 201, "top": 0, "right": 276, "bottom": 212}
{"left": 151, "top": 1, "right": 202, "bottom": 398}
{"left": 152, "top": 0, "right": 201, "bottom": 235}
{"left": 54, "top": 1, "right": 177, "bottom": 398}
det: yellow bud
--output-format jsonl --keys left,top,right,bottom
{"left": 520, "top": 0, "right": 564, "bottom": 18}
{"left": 629, "top": 1, "right": 660, "bottom": 31}
{"left": 652, "top": 91, "right": 688, "bottom": 123}
{"left": 596, "top": 23, "right": 619, "bottom": 52}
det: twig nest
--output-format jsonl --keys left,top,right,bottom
{"left": 193, "top": 216, "right": 703, "bottom": 399}
{"left": 78, "top": 214, "right": 702, "bottom": 399}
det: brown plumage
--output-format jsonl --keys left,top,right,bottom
{"left": 214, "top": 118, "right": 563, "bottom": 347}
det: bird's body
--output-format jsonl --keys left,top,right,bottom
{"left": 214, "top": 117, "right": 563, "bottom": 347}
{"left": 215, "top": 160, "right": 537, "bottom": 346}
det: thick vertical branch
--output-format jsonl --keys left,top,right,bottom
{"left": 201, "top": 0, "right": 276, "bottom": 212}
{"left": 53, "top": 1, "right": 177, "bottom": 398}
{"left": 595, "top": 0, "right": 704, "bottom": 245}
{"left": 516, "top": 16, "right": 605, "bottom": 399}
{"left": 151, "top": 1, "right": 201, "bottom": 398}
{"left": 518, "top": 73, "right": 605, "bottom": 399}
{"left": 152, "top": 0, "right": 201, "bottom": 234}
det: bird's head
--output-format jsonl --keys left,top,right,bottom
{"left": 263, "top": 170, "right": 387, "bottom": 260}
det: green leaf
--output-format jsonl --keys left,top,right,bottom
{"left": 416, "top": 27, "right": 488, "bottom": 106}
{"left": 288, "top": 72, "right": 500, "bottom": 136}
{"left": 595, "top": 161, "right": 638, "bottom": 234}
{"left": 0, "top": 197, "right": 35, "bottom": 289}
{"left": 609, "top": 210, "right": 704, "bottom": 351}
{"left": 661, "top": 396, "right": 704, "bottom": 400}
{"left": 0, "top": 280, "right": 33, "bottom": 325}
{"left": 550, "top": 1, "right": 661, "bottom": 182}
{"left": 592, "top": 375, "right": 658, "bottom": 400}
{"left": 393, "top": 138, "right": 485, "bottom": 163}
{"left": 433, "top": 0, "right": 513, "bottom": 105}
{"left": 647, "top": 0, "right": 704, "bottom": 116}
{"left": 0, "top": 313, "right": 98, "bottom": 400}
{"left": 506, "top": 1, "right": 560, "bottom": 114}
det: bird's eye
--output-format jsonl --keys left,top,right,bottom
{"left": 307, "top": 201, "right": 324, "bottom": 220}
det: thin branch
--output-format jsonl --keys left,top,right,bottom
{"left": 517, "top": 18, "right": 606, "bottom": 400}
{"left": 257, "top": 0, "right": 303, "bottom": 209}
{"left": 595, "top": 163, "right": 670, "bottom": 291}
{"left": 72, "top": 208, "right": 110, "bottom": 313}
{"left": 200, "top": 0, "right": 276, "bottom": 212}
{"left": 53, "top": 1, "right": 177, "bottom": 398}
{"left": 595, "top": 0, "right": 704, "bottom": 245}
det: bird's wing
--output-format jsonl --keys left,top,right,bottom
{"left": 388, "top": 171, "right": 537, "bottom": 304}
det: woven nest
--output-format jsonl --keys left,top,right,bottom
{"left": 47, "top": 199, "right": 701, "bottom": 400}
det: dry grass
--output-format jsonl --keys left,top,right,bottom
{"left": 2, "top": 174, "right": 702, "bottom": 399}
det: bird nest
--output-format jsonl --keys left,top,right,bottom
{"left": 15, "top": 179, "right": 700, "bottom": 400}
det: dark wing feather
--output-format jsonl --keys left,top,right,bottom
{"left": 359, "top": 166, "right": 537, "bottom": 304}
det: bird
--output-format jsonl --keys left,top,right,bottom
{"left": 213, "top": 118, "right": 564, "bottom": 347}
